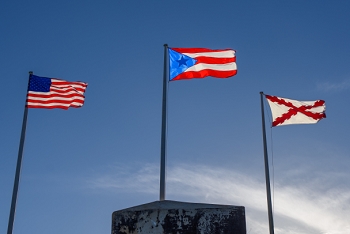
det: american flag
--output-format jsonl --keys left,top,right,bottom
{"left": 168, "top": 47, "right": 237, "bottom": 81}
{"left": 26, "top": 75, "right": 88, "bottom": 110}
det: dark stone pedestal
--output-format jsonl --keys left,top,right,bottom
{"left": 112, "top": 200, "right": 246, "bottom": 234}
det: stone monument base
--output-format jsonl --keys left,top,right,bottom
{"left": 112, "top": 200, "right": 246, "bottom": 234}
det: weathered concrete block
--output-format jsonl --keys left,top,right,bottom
{"left": 112, "top": 200, "right": 246, "bottom": 234}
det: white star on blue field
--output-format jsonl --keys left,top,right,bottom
{"left": 168, "top": 48, "right": 197, "bottom": 80}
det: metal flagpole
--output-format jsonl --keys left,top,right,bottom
{"left": 7, "top": 71, "right": 32, "bottom": 234}
{"left": 260, "top": 91, "right": 275, "bottom": 234}
{"left": 159, "top": 44, "right": 168, "bottom": 201}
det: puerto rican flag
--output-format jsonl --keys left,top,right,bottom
{"left": 265, "top": 95, "right": 326, "bottom": 127}
{"left": 168, "top": 48, "right": 237, "bottom": 81}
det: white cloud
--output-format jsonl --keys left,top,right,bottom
{"left": 87, "top": 163, "right": 350, "bottom": 234}
{"left": 317, "top": 79, "right": 350, "bottom": 92}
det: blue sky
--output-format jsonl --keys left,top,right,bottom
{"left": 1, "top": 1, "right": 349, "bottom": 233}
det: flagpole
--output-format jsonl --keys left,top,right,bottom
{"left": 160, "top": 44, "right": 168, "bottom": 201}
{"left": 260, "top": 91, "right": 274, "bottom": 234}
{"left": 7, "top": 71, "right": 32, "bottom": 234}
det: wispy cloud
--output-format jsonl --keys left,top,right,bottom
{"left": 87, "top": 163, "right": 350, "bottom": 234}
{"left": 317, "top": 79, "right": 350, "bottom": 92}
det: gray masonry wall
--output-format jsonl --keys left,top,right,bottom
{"left": 112, "top": 200, "right": 246, "bottom": 234}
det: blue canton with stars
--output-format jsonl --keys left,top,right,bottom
{"left": 168, "top": 48, "right": 197, "bottom": 80}
{"left": 28, "top": 75, "right": 52, "bottom": 92}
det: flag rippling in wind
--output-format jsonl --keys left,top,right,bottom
{"left": 26, "top": 75, "right": 88, "bottom": 110}
{"left": 265, "top": 94, "right": 326, "bottom": 127}
{"left": 168, "top": 48, "right": 237, "bottom": 81}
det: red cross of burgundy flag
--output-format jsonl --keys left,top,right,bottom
{"left": 265, "top": 94, "right": 326, "bottom": 127}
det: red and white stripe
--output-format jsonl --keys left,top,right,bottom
{"left": 265, "top": 95, "right": 326, "bottom": 127}
{"left": 26, "top": 79, "right": 88, "bottom": 110}
{"left": 172, "top": 48, "right": 237, "bottom": 80}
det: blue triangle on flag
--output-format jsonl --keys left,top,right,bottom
{"left": 169, "top": 48, "right": 197, "bottom": 80}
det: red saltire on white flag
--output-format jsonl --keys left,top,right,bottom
{"left": 265, "top": 94, "right": 326, "bottom": 127}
